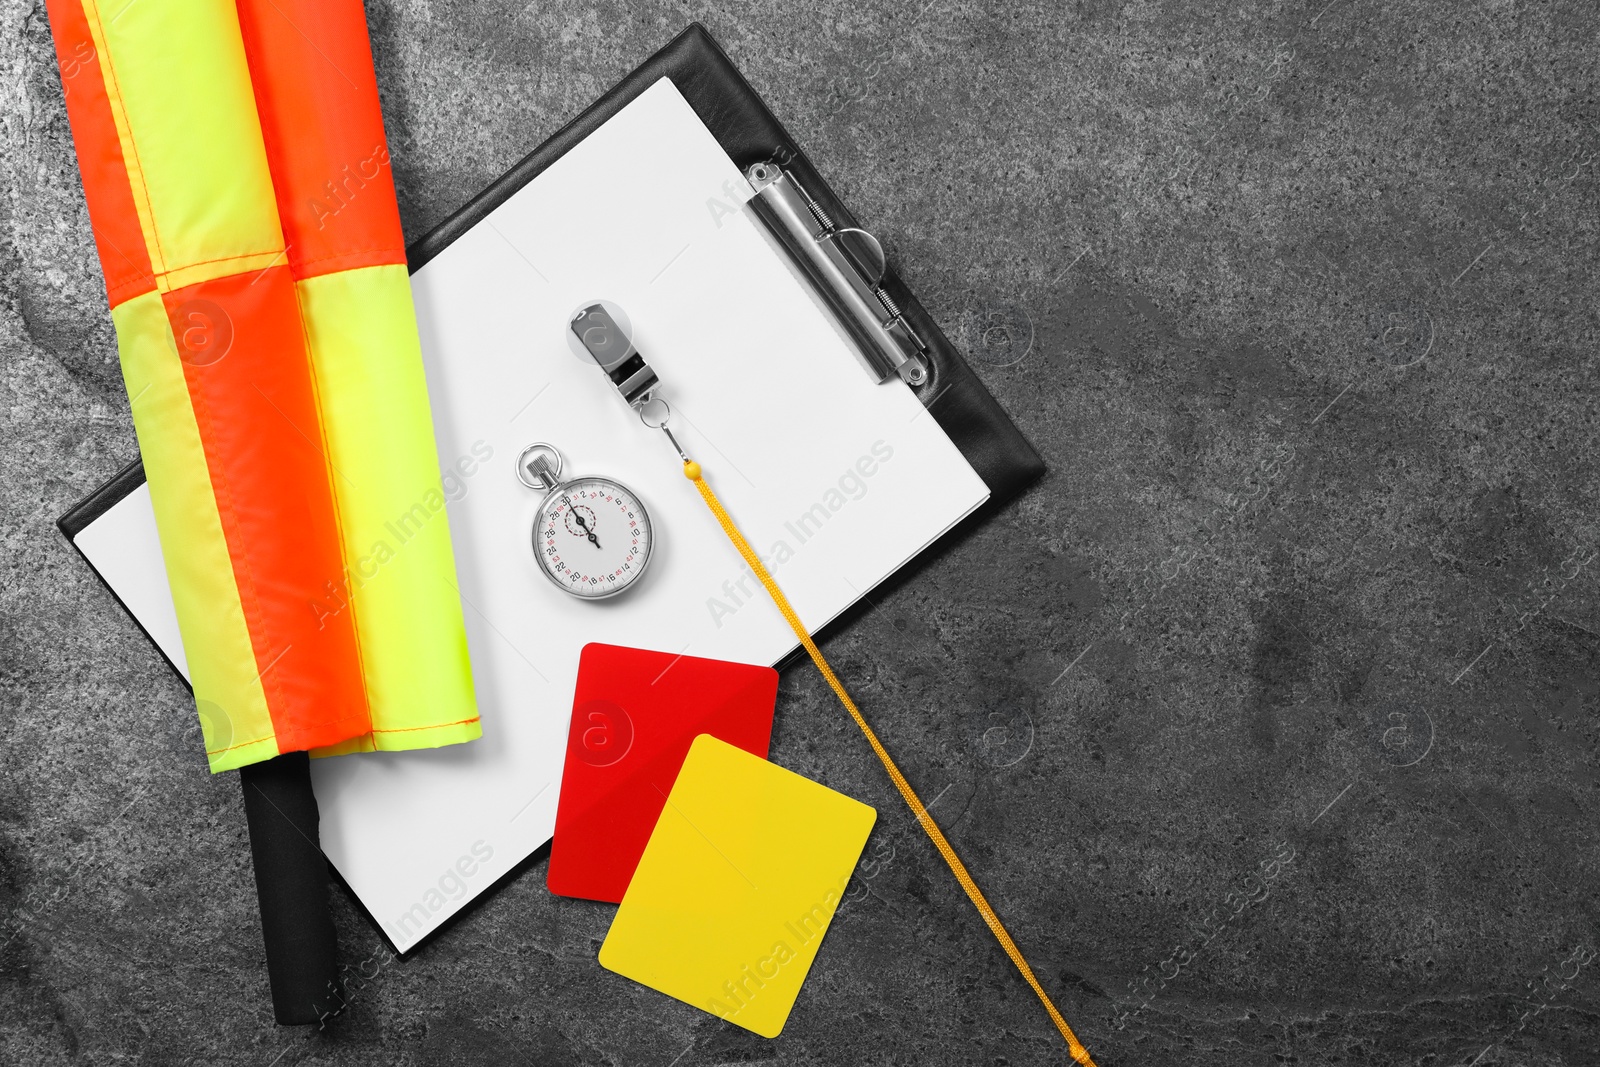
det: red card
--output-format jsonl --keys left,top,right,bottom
{"left": 547, "top": 643, "right": 778, "bottom": 902}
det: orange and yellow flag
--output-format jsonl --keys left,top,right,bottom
{"left": 48, "top": 0, "right": 480, "bottom": 771}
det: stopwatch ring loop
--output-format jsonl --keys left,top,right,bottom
{"left": 516, "top": 442, "right": 563, "bottom": 489}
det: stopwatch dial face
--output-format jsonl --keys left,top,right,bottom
{"left": 533, "top": 477, "right": 653, "bottom": 599}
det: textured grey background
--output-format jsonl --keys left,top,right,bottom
{"left": 3, "top": 0, "right": 1598, "bottom": 1064}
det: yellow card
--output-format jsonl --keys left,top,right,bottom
{"left": 598, "top": 734, "right": 877, "bottom": 1037}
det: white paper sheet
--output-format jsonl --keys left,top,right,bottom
{"left": 70, "top": 78, "right": 989, "bottom": 952}
{"left": 72, "top": 481, "right": 190, "bottom": 679}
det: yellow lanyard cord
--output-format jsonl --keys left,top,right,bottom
{"left": 683, "top": 460, "right": 1098, "bottom": 1065}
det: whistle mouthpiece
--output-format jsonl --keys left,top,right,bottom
{"left": 568, "top": 301, "right": 659, "bottom": 409}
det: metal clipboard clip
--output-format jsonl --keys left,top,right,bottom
{"left": 744, "top": 161, "right": 929, "bottom": 387}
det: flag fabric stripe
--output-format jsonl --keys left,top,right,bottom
{"left": 79, "top": 0, "right": 165, "bottom": 281}
{"left": 113, "top": 291, "right": 279, "bottom": 772}
{"left": 295, "top": 264, "right": 480, "bottom": 752}
{"left": 235, "top": 0, "right": 408, "bottom": 278}
{"left": 48, "top": 0, "right": 153, "bottom": 306}
{"left": 164, "top": 266, "right": 373, "bottom": 755}
{"left": 87, "top": 0, "right": 285, "bottom": 292}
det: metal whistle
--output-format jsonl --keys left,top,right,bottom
{"left": 569, "top": 302, "right": 659, "bottom": 410}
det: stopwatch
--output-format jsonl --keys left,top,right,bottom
{"left": 516, "top": 443, "right": 654, "bottom": 599}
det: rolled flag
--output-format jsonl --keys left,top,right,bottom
{"left": 47, "top": 0, "right": 480, "bottom": 772}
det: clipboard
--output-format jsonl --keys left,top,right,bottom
{"left": 58, "top": 23, "right": 1044, "bottom": 952}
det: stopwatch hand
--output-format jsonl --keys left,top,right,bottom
{"left": 562, "top": 496, "right": 604, "bottom": 547}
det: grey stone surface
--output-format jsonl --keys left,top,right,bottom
{"left": 2, "top": 0, "right": 1598, "bottom": 1064}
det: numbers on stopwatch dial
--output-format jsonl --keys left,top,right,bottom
{"left": 534, "top": 477, "right": 653, "bottom": 599}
